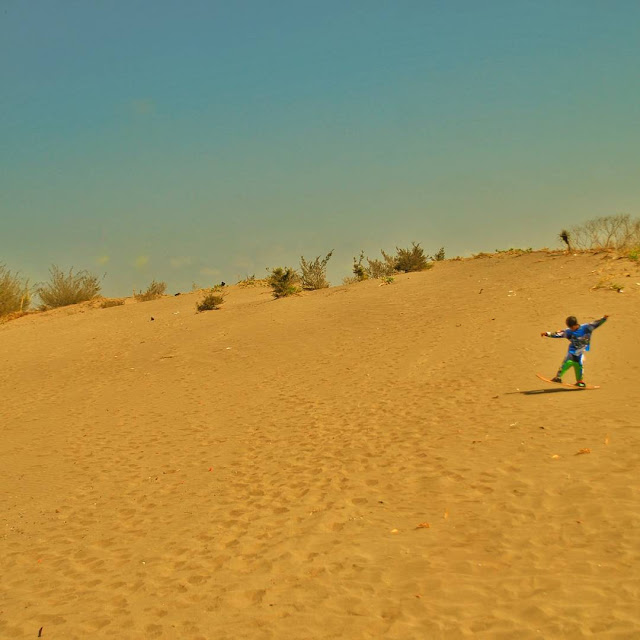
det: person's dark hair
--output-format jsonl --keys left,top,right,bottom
{"left": 566, "top": 316, "right": 578, "bottom": 327}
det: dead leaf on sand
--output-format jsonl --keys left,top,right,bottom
{"left": 390, "top": 528, "right": 399, "bottom": 534}
{"left": 575, "top": 448, "right": 591, "bottom": 455}
{"left": 416, "top": 522, "right": 430, "bottom": 529}
{"left": 551, "top": 454, "right": 560, "bottom": 459}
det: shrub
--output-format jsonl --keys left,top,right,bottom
{"left": 267, "top": 267, "right": 300, "bottom": 298}
{"left": 135, "top": 280, "right": 167, "bottom": 302}
{"left": 352, "top": 251, "right": 368, "bottom": 281}
{"left": 627, "top": 247, "right": 640, "bottom": 261}
{"left": 100, "top": 298, "right": 125, "bottom": 308}
{"left": 237, "top": 275, "right": 268, "bottom": 288}
{"left": 367, "top": 250, "right": 398, "bottom": 278}
{"left": 432, "top": 247, "right": 445, "bottom": 261}
{"left": 559, "top": 229, "right": 572, "bottom": 251}
{"left": 0, "top": 264, "right": 31, "bottom": 316}
{"left": 570, "top": 214, "right": 640, "bottom": 251}
{"left": 36, "top": 265, "right": 101, "bottom": 309}
{"left": 300, "top": 250, "right": 333, "bottom": 290}
{"left": 196, "top": 291, "right": 225, "bottom": 312}
{"left": 592, "top": 278, "right": 624, "bottom": 293}
{"left": 395, "top": 242, "right": 432, "bottom": 272}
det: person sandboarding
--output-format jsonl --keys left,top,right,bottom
{"left": 540, "top": 314, "right": 609, "bottom": 387}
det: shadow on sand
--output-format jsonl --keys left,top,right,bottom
{"left": 510, "top": 387, "right": 585, "bottom": 396}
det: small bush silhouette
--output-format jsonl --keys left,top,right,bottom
{"left": 0, "top": 264, "right": 31, "bottom": 316}
{"left": 352, "top": 251, "right": 368, "bottom": 281}
{"left": 559, "top": 229, "right": 572, "bottom": 252}
{"left": 267, "top": 267, "right": 300, "bottom": 298}
{"left": 395, "top": 242, "right": 432, "bottom": 272}
{"left": 300, "top": 250, "right": 333, "bottom": 290}
{"left": 432, "top": 247, "right": 445, "bottom": 261}
{"left": 36, "top": 265, "right": 101, "bottom": 309}
{"left": 196, "top": 291, "right": 225, "bottom": 311}
{"left": 135, "top": 280, "right": 167, "bottom": 302}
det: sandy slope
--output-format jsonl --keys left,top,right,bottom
{"left": 1, "top": 252, "right": 639, "bottom": 640}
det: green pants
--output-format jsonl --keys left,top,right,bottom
{"left": 557, "top": 353, "right": 584, "bottom": 381}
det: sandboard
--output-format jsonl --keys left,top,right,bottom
{"left": 536, "top": 373, "right": 599, "bottom": 390}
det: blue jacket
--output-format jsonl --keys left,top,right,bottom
{"left": 547, "top": 317, "right": 607, "bottom": 355}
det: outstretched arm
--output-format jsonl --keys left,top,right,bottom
{"left": 588, "top": 314, "right": 609, "bottom": 330}
{"left": 541, "top": 329, "right": 567, "bottom": 338}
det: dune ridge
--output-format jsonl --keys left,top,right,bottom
{"left": 1, "top": 252, "right": 639, "bottom": 639}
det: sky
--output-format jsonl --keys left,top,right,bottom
{"left": 2, "top": 0, "right": 639, "bottom": 296}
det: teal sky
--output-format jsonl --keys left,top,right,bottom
{"left": 2, "top": 1, "right": 639, "bottom": 296}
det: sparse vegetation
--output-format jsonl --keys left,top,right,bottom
{"left": 366, "top": 250, "right": 398, "bottom": 278}
{"left": 627, "top": 247, "right": 640, "bottom": 261}
{"left": 135, "top": 280, "right": 167, "bottom": 302}
{"left": 100, "top": 298, "right": 125, "bottom": 308}
{"left": 196, "top": 290, "right": 225, "bottom": 311}
{"left": 494, "top": 248, "right": 533, "bottom": 255}
{"left": 237, "top": 275, "right": 268, "bottom": 288}
{"left": 36, "top": 265, "right": 101, "bottom": 309}
{"left": 569, "top": 214, "right": 640, "bottom": 251}
{"left": 0, "top": 264, "right": 31, "bottom": 316}
{"left": 300, "top": 251, "right": 333, "bottom": 290}
{"left": 351, "top": 243, "right": 435, "bottom": 280}
{"left": 474, "top": 248, "right": 533, "bottom": 258}
{"left": 267, "top": 267, "right": 300, "bottom": 298}
{"left": 592, "top": 278, "right": 624, "bottom": 293}
{"left": 378, "top": 276, "right": 395, "bottom": 285}
{"left": 352, "top": 251, "right": 368, "bottom": 281}
{"left": 395, "top": 242, "right": 432, "bottom": 272}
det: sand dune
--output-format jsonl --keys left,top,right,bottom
{"left": 1, "top": 252, "right": 639, "bottom": 639}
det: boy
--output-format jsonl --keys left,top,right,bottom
{"left": 541, "top": 315, "right": 609, "bottom": 387}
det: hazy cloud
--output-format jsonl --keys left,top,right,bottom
{"left": 200, "top": 267, "right": 221, "bottom": 277}
{"left": 131, "top": 99, "right": 156, "bottom": 115}
{"left": 170, "top": 257, "right": 193, "bottom": 269}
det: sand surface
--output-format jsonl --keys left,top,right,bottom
{"left": 1, "top": 252, "right": 639, "bottom": 639}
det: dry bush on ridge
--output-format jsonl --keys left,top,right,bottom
{"left": 300, "top": 250, "right": 333, "bottom": 290}
{"left": 36, "top": 265, "right": 101, "bottom": 309}
{"left": 350, "top": 243, "right": 435, "bottom": 281}
{"left": 135, "top": 280, "right": 167, "bottom": 302}
{"left": 352, "top": 251, "right": 368, "bottom": 281}
{"left": 395, "top": 242, "right": 432, "bottom": 272}
{"left": 432, "top": 246, "right": 446, "bottom": 261}
{"left": 569, "top": 214, "right": 640, "bottom": 251}
{"left": 196, "top": 291, "right": 225, "bottom": 312}
{"left": 267, "top": 267, "right": 300, "bottom": 298}
{"left": 237, "top": 275, "right": 269, "bottom": 288}
{"left": 367, "top": 250, "right": 398, "bottom": 278}
{"left": 559, "top": 229, "right": 572, "bottom": 252}
{"left": 100, "top": 298, "right": 125, "bottom": 308}
{"left": 0, "top": 264, "right": 31, "bottom": 316}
